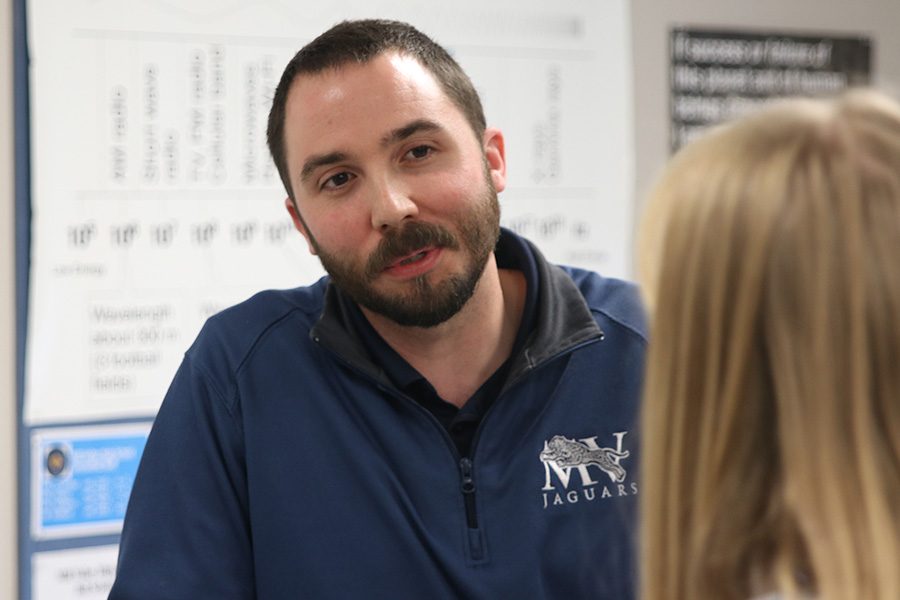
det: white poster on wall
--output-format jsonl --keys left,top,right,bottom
{"left": 32, "top": 545, "right": 118, "bottom": 600}
{"left": 25, "top": 0, "right": 633, "bottom": 424}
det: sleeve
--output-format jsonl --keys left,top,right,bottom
{"left": 108, "top": 353, "right": 254, "bottom": 599}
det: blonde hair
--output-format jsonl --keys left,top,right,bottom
{"left": 638, "top": 89, "right": 900, "bottom": 600}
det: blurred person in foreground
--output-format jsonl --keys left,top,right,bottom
{"left": 638, "top": 89, "right": 900, "bottom": 600}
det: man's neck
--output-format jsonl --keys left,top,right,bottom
{"left": 360, "top": 257, "right": 526, "bottom": 408}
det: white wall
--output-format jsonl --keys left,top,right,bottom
{"left": 2, "top": 0, "right": 19, "bottom": 597}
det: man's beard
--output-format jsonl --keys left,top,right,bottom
{"left": 311, "top": 184, "right": 501, "bottom": 328}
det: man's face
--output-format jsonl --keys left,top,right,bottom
{"left": 281, "top": 52, "right": 507, "bottom": 327}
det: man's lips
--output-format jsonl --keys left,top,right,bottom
{"left": 389, "top": 247, "right": 432, "bottom": 267}
{"left": 382, "top": 246, "right": 442, "bottom": 278}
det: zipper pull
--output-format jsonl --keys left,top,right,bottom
{"left": 459, "top": 457, "right": 476, "bottom": 496}
{"left": 458, "top": 457, "right": 485, "bottom": 560}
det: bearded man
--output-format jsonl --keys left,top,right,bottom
{"left": 111, "top": 19, "right": 646, "bottom": 600}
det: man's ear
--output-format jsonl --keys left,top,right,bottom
{"left": 284, "top": 197, "right": 317, "bottom": 255}
{"left": 483, "top": 127, "right": 507, "bottom": 193}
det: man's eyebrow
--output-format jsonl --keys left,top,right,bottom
{"left": 299, "top": 151, "right": 348, "bottom": 184}
{"left": 381, "top": 119, "right": 444, "bottom": 147}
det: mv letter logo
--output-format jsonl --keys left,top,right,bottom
{"left": 539, "top": 432, "right": 636, "bottom": 509}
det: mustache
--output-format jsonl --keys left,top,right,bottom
{"left": 365, "top": 221, "right": 460, "bottom": 278}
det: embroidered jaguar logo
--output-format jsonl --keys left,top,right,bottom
{"left": 539, "top": 435, "right": 630, "bottom": 483}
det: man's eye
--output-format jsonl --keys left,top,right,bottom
{"left": 406, "top": 145, "right": 432, "bottom": 160}
{"left": 322, "top": 172, "right": 354, "bottom": 190}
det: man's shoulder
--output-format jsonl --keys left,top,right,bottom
{"left": 187, "top": 276, "right": 329, "bottom": 369}
{"left": 507, "top": 230, "right": 646, "bottom": 342}
{"left": 556, "top": 266, "right": 647, "bottom": 342}
{"left": 210, "top": 277, "right": 329, "bottom": 328}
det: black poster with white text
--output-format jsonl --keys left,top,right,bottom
{"left": 670, "top": 28, "right": 871, "bottom": 152}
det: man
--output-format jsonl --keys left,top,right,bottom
{"left": 110, "top": 19, "right": 645, "bottom": 599}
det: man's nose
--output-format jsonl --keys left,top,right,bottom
{"left": 369, "top": 177, "right": 418, "bottom": 231}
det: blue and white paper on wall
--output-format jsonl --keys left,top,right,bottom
{"left": 31, "top": 425, "right": 149, "bottom": 540}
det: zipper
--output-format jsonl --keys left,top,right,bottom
{"left": 458, "top": 456, "right": 484, "bottom": 560}
{"left": 313, "top": 340, "right": 487, "bottom": 558}
{"left": 459, "top": 457, "right": 478, "bottom": 528}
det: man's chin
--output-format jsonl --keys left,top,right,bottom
{"left": 353, "top": 272, "right": 481, "bottom": 328}
{"left": 358, "top": 293, "right": 466, "bottom": 328}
